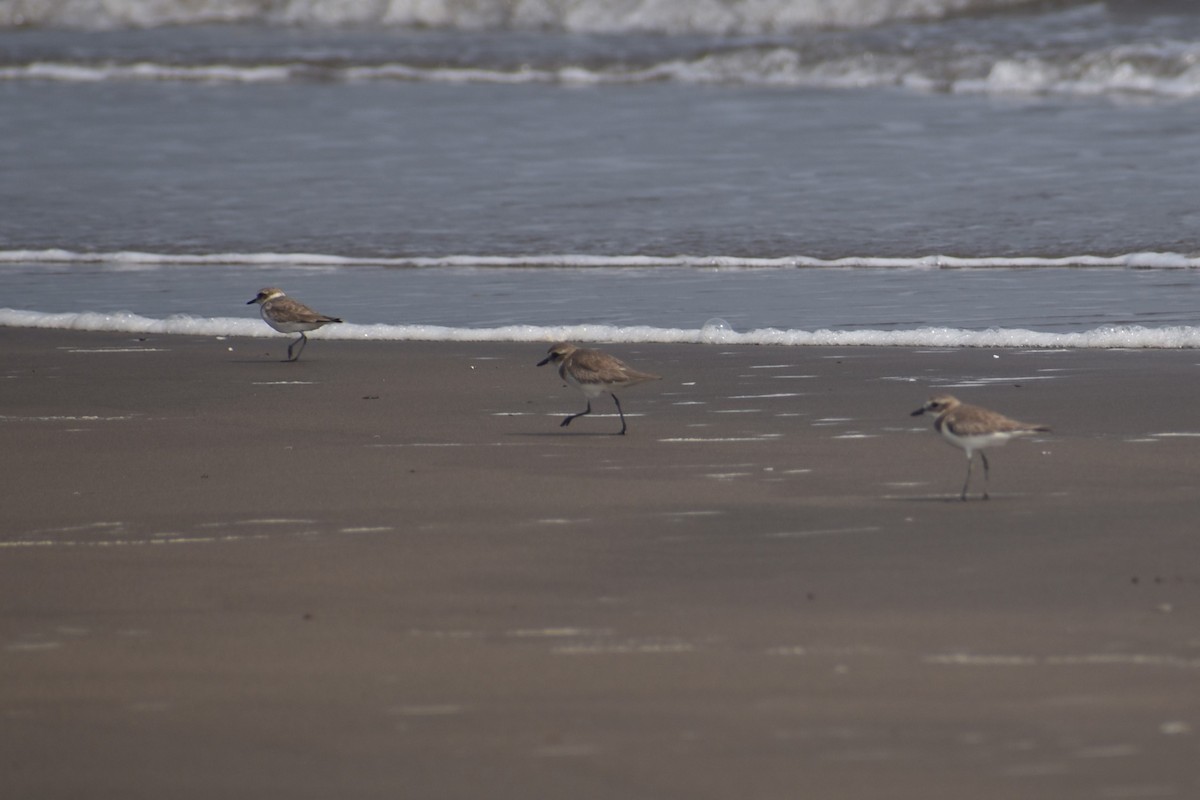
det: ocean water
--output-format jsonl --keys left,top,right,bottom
{"left": 2, "top": 0, "right": 1199, "bottom": 348}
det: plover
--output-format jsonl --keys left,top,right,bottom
{"left": 911, "top": 394, "right": 1050, "bottom": 501}
{"left": 247, "top": 287, "right": 343, "bottom": 362}
{"left": 537, "top": 342, "right": 661, "bottom": 435}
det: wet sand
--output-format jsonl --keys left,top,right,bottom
{"left": 2, "top": 328, "right": 1199, "bottom": 799}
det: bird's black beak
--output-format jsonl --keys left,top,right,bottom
{"left": 911, "top": 407, "right": 927, "bottom": 417}
{"left": 246, "top": 298, "right": 257, "bottom": 305}
{"left": 537, "top": 355, "right": 553, "bottom": 367}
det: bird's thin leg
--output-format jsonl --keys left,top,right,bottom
{"left": 980, "top": 452, "right": 990, "bottom": 501}
{"left": 287, "top": 332, "right": 308, "bottom": 362}
{"left": 611, "top": 393, "right": 627, "bottom": 435}
{"left": 561, "top": 400, "right": 592, "bottom": 428}
{"left": 960, "top": 451, "right": 974, "bottom": 501}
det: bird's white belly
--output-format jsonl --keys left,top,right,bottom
{"left": 941, "top": 428, "right": 1013, "bottom": 451}
{"left": 266, "top": 320, "right": 319, "bottom": 334}
{"left": 565, "top": 372, "right": 608, "bottom": 398}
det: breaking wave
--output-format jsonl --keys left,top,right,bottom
{"left": 1, "top": 0, "right": 1056, "bottom": 34}
{"left": 3, "top": 308, "right": 1199, "bottom": 349}
{"left": 3, "top": 249, "right": 1198, "bottom": 269}
{"left": 5, "top": 44, "right": 1200, "bottom": 98}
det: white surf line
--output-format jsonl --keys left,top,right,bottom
{"left": 729, "top": 393, "right": 804, "bottom": 399}
{"left": 1149, "top": 432, "right": 1200, "bottom": 438}
{"left": 6, "top": 249, "right": 1200, "bottom": 269}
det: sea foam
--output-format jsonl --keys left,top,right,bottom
{"left": 2, "top": 249, "right": 1198, "bottom": 270}
{"left": 0, "top": 0, "right": 1043, "bottom": 34}
{"left": 4, "top": 308, "right": 1199, "bottom": 349}
{"left": 6, "top": 50, "right": 1200, "bottom": 99}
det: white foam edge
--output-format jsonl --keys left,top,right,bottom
{"left": 4, "top": 50, "right": 1200, "bottom": 100}
{"left": 4, "top": 309, "right": 1200, "bottom": 349}
{"left": 2, "top": 249, "right": 1199, "bottom": 270}
{"left": 0, "top": 0, "right": 1103, "bottom": 36}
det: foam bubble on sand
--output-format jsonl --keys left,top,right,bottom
{"left": 6, "top": 308, "right": 1200, "bottom": 349}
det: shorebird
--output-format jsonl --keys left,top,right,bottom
{"left": 911, "top": 394, "right": 1050, "bottom": 501}
{"left": 537, "top": 342, "right": 661, "bottom": 435}
{"left": 247, "top": 287, "right": 343, "bottom": 362}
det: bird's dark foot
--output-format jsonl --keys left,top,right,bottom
{"left": 560, "top": 417, "right": 573, "bottom": 427}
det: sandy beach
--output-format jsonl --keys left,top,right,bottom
{"left": 2, "top": 327, "right": 1199, "bottom": 799}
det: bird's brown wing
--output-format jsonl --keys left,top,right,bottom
{"left": 568, "top": 348, "right": 659, "bottom": 386}
{"left": 267, "top": 297, "right": 341, "bottom": 324}
{"left": 947, "top": 405, "right": 1048, "bottom": 436}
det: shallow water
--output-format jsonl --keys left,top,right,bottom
{"left": 2, "top": 2, "right": 1199, "bottom": 346}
